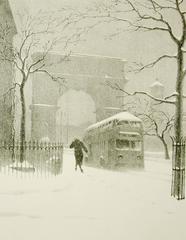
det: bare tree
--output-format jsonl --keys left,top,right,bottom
{"left": 83, "top": 0, "right": 186, "bottom": 136}
{"left": 0, "top": 10, "right": 84, "bottom": 162}
{"left": 127, "top": 97, "right": 174, "bottom": 159}
{"left": 88, "top": 0, "right": 186, "bottom": 136}
{"left": 84, "top": 0, "right": 186, "bottom": 198}
{"left": 141, "top": 111, "right": 173, "bottom": 159}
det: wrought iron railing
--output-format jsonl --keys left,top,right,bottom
{"left": 0, "top": 141, "right": 63, "bottom": 177}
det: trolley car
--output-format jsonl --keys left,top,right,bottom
{"left": 83, "top": 112, "right": 144, "bottom": 169}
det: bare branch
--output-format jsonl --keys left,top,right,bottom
{"left": 132, "top": 54, "right": 177, "bottom": 72}
{"left": 106, "top": 81, "right": 176, "bottom": 104}
{"left": 161, "top": 116, "right": 174, "bottom": 137}
{"left": 27, "top": 41, "right": 53, "bottom": 75}
{"left": 0, "top": 83, "right": 20, "bottom": 100}
{"left": 18, "top": 31, "right": 33, "bottom": 63}
{"left": 138, "top": 112, "right": 160, "bottom": 136}
{"left": 148, "top": 0, "right": 177, "bottom": 11}
{"left": 130, "top": 1, "right": 179, "bottom": 43}
{"left": 0, "top": 54, "right": 23, "bottom": 73}
{"left": 164, "top": 92, "right": 180, "bottom": 100}
{"left": 30, "top": 69, "right": 66, "bottom": 87}
{"left": 175, "top": 0, "right": 186, "bottom": 45}
{"left": 129, "top": 98, "right": 174, "bottom": 151}
{"left": 89, "top": 0, "right": 182, "bottom": 44}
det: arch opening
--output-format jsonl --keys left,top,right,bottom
{"left": 56, "top": 89, "right": 96, "bottom": 144}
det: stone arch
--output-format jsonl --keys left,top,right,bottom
{"left": 30, "top": 53, "right": 127, "bottom": 141}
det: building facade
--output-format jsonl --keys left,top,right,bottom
{"left": 0, "top": 0, "right": 16, "bottom": 141}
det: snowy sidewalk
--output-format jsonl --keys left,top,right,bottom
{"left": 0, "top": 151, "right": 185, "bottom": 240}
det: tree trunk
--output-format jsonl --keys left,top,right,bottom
{"left": 171, "top": 44, "right": 185, "bottom": 199}
{"left": 175, "top": 45, "right": 184, "bottom": 140}
{"left": 161, "top": 138, "right": 170, "bottom": 160}
{"left": 20, "top": 85, "right": 26, "bottom": 163}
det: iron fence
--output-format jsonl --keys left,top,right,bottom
{"left": 171, "top": 137, "right": 185, "bottom": 200}
{"left": 0, "top": 140, "right": 63, "bottom": 177}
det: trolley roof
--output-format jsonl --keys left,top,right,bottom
{"left": 86, "top": 111, "right": 142, "bottom": 131}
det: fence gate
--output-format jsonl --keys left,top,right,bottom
{"left": 171, "top": 137, "right": 185, "bottom": 200}
{"left": 0, "top": 141, "right": 63, "bottom": 177}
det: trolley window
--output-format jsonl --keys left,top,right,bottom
{"left": 131, "top": 141, "right": 141, "bottom": 150}
{"left": 130, "top": 122, "right": 141, "bottom": 128}
{"left": 116, "top": 139, "right": 130, "bottom": 149}
{"left": 117, "top": 120, "right": 129, "bottom": 126}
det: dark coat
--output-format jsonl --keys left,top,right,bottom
{"left": 70, "top": 139, "right": 88, "bottom": 163}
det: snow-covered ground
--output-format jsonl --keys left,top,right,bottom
{"left": 0, "top": 149, "right": 185, "bottom": 240}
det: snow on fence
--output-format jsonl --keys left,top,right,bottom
{"left": 0, "top": 141, "right": 63, "bottom": 177}
{"left": 171, "top": 137, "right": 185, "bottom": 200}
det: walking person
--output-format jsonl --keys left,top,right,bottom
{"left": 70, "top": 138, "right": 88, "bottom": 173}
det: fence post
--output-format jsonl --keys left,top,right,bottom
{"left": 171, "top": 137, "right": 185, "bottom": 200}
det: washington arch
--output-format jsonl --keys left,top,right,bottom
{"left": 30, "top": 53, "right": 127, "bottom": 141}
